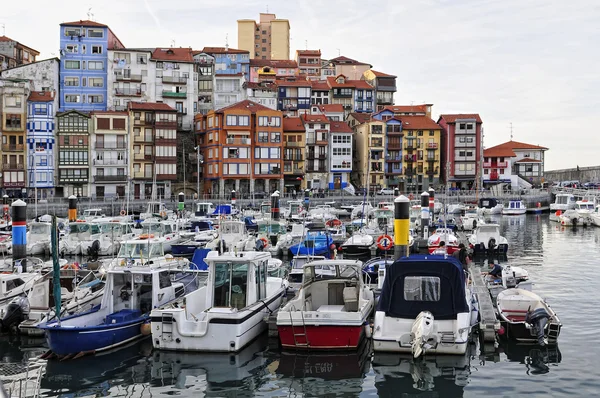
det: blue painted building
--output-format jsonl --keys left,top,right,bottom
{"left": 206, "top": 47, "right": 250, "bottom": 76}
{"left": 27, "top": 91, "right": 56, "bottom": 197}
{"left": 59, "top": 20, "right": 125, "bottom": 112}
{"left": 277, "top": 79, "right": 311, "bottom": 115}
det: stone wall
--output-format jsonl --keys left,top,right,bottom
{"left": 544, "top": 165, "right": 600, "bottom": 183}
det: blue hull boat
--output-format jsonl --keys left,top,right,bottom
{"left": 288, "top": 231, "right": 334, "bottom": 258}
{"left": 171, "top": 242, "right": 202, "bottom": 256}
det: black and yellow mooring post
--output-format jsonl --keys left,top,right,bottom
{"left": 394, "top": 195, "right": 410, "bottom": 260}
{"left": 68, "top": 195, "right": 77, "bottom": 222}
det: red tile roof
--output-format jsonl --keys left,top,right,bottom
{"left": 216, "top": 99, "right": 273, "bottom": 113}
{"left": 250, "top": 59, "right": 298, "bottom": 68}
{"left": 329, "top": 56, "right": 372, "bottom": 66}
{"left": 397, "top": 116, "right": 441, "bottom": 130}
{"left": 301, "top": 114, "right": 330, "bottom": 124}
{"left": 275, "top": 79, "right": 311, "bottom": 87}
{"left": 310, "top": 80, "right": 330, "bottom": 91}
{"left": 506, "top": 140, "right": 548, "bottom": 150}
{"left": 353, "top": 80, "right": 373, "bottom": 89}
{"left": 326, "top": 76, "right": 373, "bottom": 89}
{"left": 484, "top": 140, "right": 548, "bottom": 158}
{"left": 201, "top": 47, "right": 249, "bottom": 55}
{"left": 151, "top": 48, "right": 194, "bottom": 63}
{"left": 330, "top": 121, "right": 353, "bottom": 133}
{"left": 380, "top": 105, "right": 429, "bottom": 114}
{"left": 28, "top": 91, "right": 54, "bottom": 102}
{"left": 60, "top": 20, "right": 108, "bottom": 27}
{"left": 297, "top": 50, "right": 321, "bottom": 56}
{"left": 514, "top": 158, "right": 542, "bottom": 163}
{"left": 348, "top": 113, "right": 372, "bottom": 124}
{"left": 370, "top": 70, "right": 396, "bottom": 78}
{"left": 283, "top": 117, "right": 305, "bottom": 132}
{"left": 439, "top": 114, "right": 483, "bottom": 123}
{"left": 245, "top": 81, "right": 277, "bottom": 91}
{"left": 317, "top": 104, "right": 344, "bottom": 113}
{"left": 0, "top": 36, "right": 40, "bottom": 55}
{"left": 128, "top": 102, "right": 176, "bottom": 112}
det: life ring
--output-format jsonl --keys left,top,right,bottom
{"left": 61, "top": 263, "right": 80, "bottom": 270}
{"left": 160, "top": 211, "right": 167, "bottom": 218}
{"left": 408, "top": 194, "right": 414, "bottom": 200}
{"left": 376, "top": 234, "right": 393, "bottom": 251}
{"left": 120, "top": 210, "right": 126, "bottom": 216}
{"left": 326, "top": 219, "right": 342, "bottom": 227}
{"left": 139, "top": 234, "right": 155, "bottom": 239}
{"left": 259, "top": 237, "right": 269, "bottom": 248}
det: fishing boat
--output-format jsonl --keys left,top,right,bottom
{"left": 477, "top": 198, "right": 504, "bottom": 215}
{"left": 79, "top": 220, "right": 132, "bottom": 257}
{"left": 288, "top": 229, "right": 335, "bottom": 258}
{"left": 502, "top": 200, "right": 527, "bottom": 215}
{"left": 38, "top": 237, "right": 189, "bottom": 358}
{"left": 372, "top": 255, "right": 479, "bottom": 356}
{"left": 468, "top": 223, "right": 509, "bottom": 255}
{"left": 277, "top": 259, "right": 374, "bottom": 350}
{"left": 427, "top": 227, "right": 459, "bottom": 254}
{"left": 150, "top": 251, "right": 286, "bottom": 352}
{"left": 60, "top": 221, "right": 100, "bottom": 256}
{"left": 496, "top": 288, "right": 561, "bottom": 346}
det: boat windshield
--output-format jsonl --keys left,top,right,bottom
{"left": 290, "top": 203, "right": 301, "bottom": 214}
{"left": 212, "top": 261, "right": 250, "bottom": 309}
{"left": 163, "top": 224, "right": 174, "bottom": 234}
{"left": 478, "top": 225, "right": 499, "bottom": 234}
{"left": 148, "top": 203, "right": 163, "bottom": 214}
{"left": 221, "top": 223, "right": 243, "bottom": 235}
{"left": 30, "top": 223, "right": 50, "bottom": 234}
{"left": 196, "top": 203, "right": 212, "bottom": 213}
{"left": 83, "top": 209, "right": 101, "bottom": 216}
{"left": 260, "top": 204, "right": 271, "bottom": 214}
{"left": 118, "top": 242, "right": 164, "bottom": 259}
{"left": 258, "top": 223, "right": 284, "bottom": 234}
{"left": 556, "top": 196, "right": 571, "bottom": 205}
{"left": 99, "top": 223, "right": 121, "bottom": 234}
{"left": 142, "top": 224, "right": 163, "bottom": 235}
{"left": 69, "top": 223, "right": 100, "bottom": 234}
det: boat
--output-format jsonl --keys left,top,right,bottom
{"left": 288, "top": 229, "right": 335, "bottom": 258}
{"left": 0, "top": 272, "right": 40, "bottom": 319}
{"left": 60, "top": 221, "right": 100, "bottom": 256}
{"left": 81, "top": 208, "right": 105, "bottom": 222}
{"left": 486, "top": 264, "right": 532, "bottom": 300}
{"left": 446, "top": 203, "right": 465, "bottom": 214}
{"left": 459, "top": 210, "right": 480, "bottom": 231}
{"left": 496, "top": 288, "right": 561, "bottom": 346}
{"left": 139, "top": 219, "right": 183, "bottom": 253}
{"left": 276, "top": 259, "right": 374, "bottom": 350}
{"left": 150, "top": 251, "right": 286, "bottom": 352}
{"left": 549, "top": 193, "right": 576, "bottom": 220}
{"left": 79, "top": 220, "right": 131, "bottom": 257}
{"left": 427, "top": 227, "right": 459, "bottom": 254}
{"left": 372, "top": 255, "right": 479, "bottom": 356}
{"left": 502, "top": 200, "right": 527, "bottom": 215}
{"left": 287, "top": 255, "right": 327, "bottom": 291}
{"left": 477, "top": 197, "right": 504, "bottom": 215}
{"left": 468, "top": 223, "right": 509, "bottom": 255}
{"left": 140, "top": 201, "right": 172, "bottom": 220}
{"left": 558, "top": 209, "right": 589, "bottom": 227}
{"left": 575, "top": 200, "right": 595, "bottom": 218}
{"left": 591, "top": 205, "right": 600, "bottom": 227}
{"left": 38, "top": 237, "right": 189, "bottom": 357}
{"left": 361, "top": 257, "right": 394, "bottom": 289}
{"left": 282, "top": 200, "right": 305, "bottom": 220}
{"left": 171, "top": 220, "right": 218, "bottom": 256}
{"left": 340, "top": 232, "right": 374, "bottom": 259}
{"left": 205, "top": 220, "right": 256, "bottom": 252}
{"left": 192, "top": 202, "right": 215, "bottom": 218}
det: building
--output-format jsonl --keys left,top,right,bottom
{"left": 301, "top": 113, "right": 329, "bottom": 190}
{"left": 277, "top": 78, "right": 312, "bottom": 116}
{"left": 59, "top": 20, "right": 125, "bottom": 112}
{"left": 327, "top": 56, "right": 372, "bottom": 79}
{"left": 55, "top": 110, "right": 90, "bottom": 197}
{"left": 309, "top": 104, "right": 344, "bottom": 121}
{"left": 352, "top": 118, "right": 386, "bottom": 191}
{"left": 296, "top": 50, "right": 321, "bottom": 78}
{"left": 27, "top": 91, "right": 56, "bottom": 198}
{"left": 0, "top": 78, "right": 29, "bottom": 196}
{"left": 0, "top": 35, "right": 40, "bottom": 70}
{"left": 310, "top": 80, "right": 331, "bottom": 105}
{"left": 245, "top": 81, "right": 277, "bottom": 110}
{"left": 437, "top": 114, "right": 483, "bottom": 189}
{"left": 202, "top": 47, "right": 249, "bottom": 109}
{"left": 193, "top": 51, "right": 215, "bottom": 115}
{"left": 90, "top": 111, "right": 128, "bottom": 198}
{"left": 237, "top": 13, "right": 290, "bottom": 60}
{"left": 379, "top": 104, "right": 431, "bottom": 117}
{"left": 282, "top": 117, "right": 305, "bottom": 192}
{"left": 0, "top": 58, "right": 60, "bottom": 94}
{"left": 363, "top": 69, "right": 397, "bottom": 111}
{"left": 328, "top": 121, "right": 353, "bottom": 190}
{"left": 128, "top": 102, "right": 178, "bottom": 200}
{"left": 248, "top": 59, "right": 297, "bottom": 83}
{"left": 483, "top": 140, "right": 548, "bottom": 189}
{"left": 196, "top": 100, "right": 284, "bottom": 196}
{"left": 107, "top": 48, "right": 154, "bottom": 112}
{"left": 327, "top": 75, "right": 374, "bottom": 114}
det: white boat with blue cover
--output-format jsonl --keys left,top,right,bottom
{"left": 38, "top": 237, "right": 189, "bottom": 358}
{"left": 373, "top": 255, "right": 478, "bottom": 356}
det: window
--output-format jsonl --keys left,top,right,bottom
{"left": 238, "top": 116, "right": 249, "bottom": 126}
{"left": 271, "top": 132, "right": 281, "bottom": 143}
{"left": 64, "top": 60, "right": 80, "bottom": 69}
{"left": 262, "top": 39, "right": 267, "bottom": 43}
{"left": 226, "top": 115, "right": 237, "bottom": 126}
{"left": 91, "top": 45, "right": 103, "bottom": 54}
{"left": 97, "top": 118, "right": 110, "bottom": 129}
{"left": 64, "top": 27, "right": 81, "bottom": 36}
{"left": 257, "top": 132, "right": 268, "bottom": 143}
{"left": 88, "top": 95, "right": 103, "bottom": 103}
{"left": 33, "top": 104, "right": 48, "bottom": 115}
{"left": 88, "top": 61, "right": 103, "bottom": 70}
{"left": 65, "top": 95, "right": 80, "bottom": 103}
{"left": 137, "top": 54, "right": 147, "bottom": 64}
{"left": 64, "top": 77, "right": 79, "bottom": 86}
{"left": 270, "top": 117, "right": 281, "bottom": 127}
{"left": 258, "top": 116, "right": 269, "bottom": 126}
{"left": 66, "top": 44, "right": 78, "bottom": 53}
{"left": 466, "top": 123, "right": 473, "bottom": 130}
{"left": 87, "top": 29, "right": 103, "bottom": 38}
{"left": 404, "top": 276, "right": 440, "bottom": 301}
{"left": 459, "top": 123, "right": 466, "bottom": 129}
{"left": 88, "top": 78, "right": 103, "bottom": 87}
{"left": 429, "top": 131, "right": 435, "bottom": 136}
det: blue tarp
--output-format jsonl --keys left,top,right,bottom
{"left": 190, "top": 248, "right": 211, "bottom": 270}
{"left": 377, "top": 255, "right": 468, "bottom": 320}
{"left": 212, "top": 205, "right": 232, "bottom": 215}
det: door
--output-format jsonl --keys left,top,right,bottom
{"left": 96, "top": 186, "right": 105, "bottom": 198}
{"left": 134, "top": 184, "right": 140, "bottom": 200}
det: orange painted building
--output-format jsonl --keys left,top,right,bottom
{"left": 195, "top": 100, "right": 284, "bottom": 196}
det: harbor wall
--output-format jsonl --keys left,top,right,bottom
{"left": 545, "top": 165, "right": 600, "bottom": 183}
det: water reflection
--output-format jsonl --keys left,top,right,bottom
{"left": 372, "top": 342, "right": 476, "bottom": 397}
{"left": 499, "top": 341, "right": 562, "bottom": 375}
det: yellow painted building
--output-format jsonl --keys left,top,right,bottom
{"left": 237, "top": 13, "right": 290, "bottom": 60}
{"left": 400, "top": 116, "right": 442, "bottom": 192}
{"left": 347, "top": 113, "right": 386, "bottom": 191}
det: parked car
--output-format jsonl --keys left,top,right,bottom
{"left": 377, "top": 188, "right": 395, "bottom": 195}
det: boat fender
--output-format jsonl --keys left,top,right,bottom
{"left": 140, "top": 323, "right": 151, "bottom": 336}
{"left": 120, "top": 210, "right": 126, "bottom": 216}
{"left": 364, "top": 321, "right": 373, "bottom": 339}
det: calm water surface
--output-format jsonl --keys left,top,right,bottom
{"left": 1, "top": 215, "right": 599, "bottom": 397}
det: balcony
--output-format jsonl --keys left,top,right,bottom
{"left": 386, "top": 169, "right": 402, "bottom": 175}
{"left": 405, "top": 143, "right": 416, "bottom": 150}
{"left": 116, "top": 74, "right": 142, "bottom": 82}
{"left": 386, "top": 127, "right": 403, "bottom": 136}
{"left": 162, "top": 90, "right": 187, "bottom": 98}
{"left": 426, "top": 156, "right": 439, "bottom": 162}
{"left": 306, "top": 153, "right": 316, "bottom": 160}
{"left": 483, "top": 161, "right": 492, "bottom": 167}
{"left": 133, "top": 171, "right": 152, "bottom": 179}
{"left": 496, "top": 161, "right": 508, "bottom": 168}
{"left": 156, "top": 174, "right": 177, "bottom": 180}
{"left": 404, "top": 155, "right": 416, "bottom": 162}
{"left": 405, "top": 168, "right": 415, "bottom": 176}
{"left": 115, "top": 88, "right": 142, "bottom": 96}
{"left": 226, "top": 137, "right": 250, "bottom": 145}
{"left": 370, "top": 140, "right": 383, "bottom": 147}
{"left": 426, "top": 142, "right": 438, "bottom": 149}
{"left": 306, "top": 166, "right": 328, "bottom": 173}
{"left": 285, "top": 141, "right": 303, "bottom": 147}
{"left": 176, "top": 108, "right": 187, "bottom": 115}
{"left": 155, "top": 138, "right": 177, "bottom": 146}
{"left": 134, "top": 135, "right": 153, "bottom": 143}
{"left": 426, "top": 168, "right": 439, "bottom": 175}
{"left": 387, "top": 142, "right": 401, "bottom": 150}
{"left": 318, "top": 154, "right": 326, "bottom": 159}
{"left": 94, "top": 175, "right": 127, "bottom": 182}
{"left": 162, "top": 76, "right": 188, "bottom": 84}
{"left": 133, "top": 153, "right": 154, "bottom": 161}
{"left": 2, "top": 163, "right": 25, "bottom": 170}
{"left": 155, "top": 119, "right": 177, "bottom": 128}
{"left": 3, "top": 181, "right": 25, "bottom": 188}
{"left": 95, "top": 143, "right": 127, "bottom": 150}
{"left": 93, "top": 159, "right": 127, "bottom": 166}
{"left": 386, "top": 155, "right": 402, "bottom": 162}
{"left": 3, "top": 144, "right": 24, "bottom": 152}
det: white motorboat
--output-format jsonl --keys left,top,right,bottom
{"left": 502, "top": 200, "right": 527, "bottom": 215}
{"left": 308, "top": 205, "right": 338, "bottom": 221}
{"left": 282, "top": 200, "right": 305, "bottom": 220}
{"left": 60, "top": 221, "right": 101, "bottom": 255}
{"left": 558, "top": 209, "right": 589, "bottom": 227}
{"left": 138, "top": 219, "right": 184, "bottom": 253}
{"left": 351, "top": 202, "right": 374, "bottom": 219}
{"left": 151, "top": 250, "right": 286, "bottom": 352}
{"left": 549, "top": 193, "right": 576, "bottom": 220}
{"left": 80, "top": 220, "right": 133, "bottom": 257}
{"left": 192, "top": 202, "right": 215, "bottom": 218}
{"left": 427, "top": 227, "right": 459, "bottom": 255}
{"left": 277, "top": 259, "right": 374, "bottom": 350}
{"left": 266, "top": 223, "right": 305, "bottom": 257}
{"left": 287, "top": 255, "right": 327, "bottom": 291}
{"left": 496, "top": 288, "right": 561, "bottom": 346}
{"left": 477, "top": 198, "right": 504, "bottom": 215}
{"left": 486, "top": 264, "right": 532, "bottom": 300}
{"left": 446, "top": 203, "right": 465, "bottom": 214}
{"left": 0, "top": 272, "right": 40, "bottom": 319}
{"left": 459, "top": 211, "right": 481, "bottom": 231}
{"left": 81, "top": 208, "right": 105, "bottom": 222}
{"left": 0, "top": 221, "right": 56, "bottom": 255}
{"left": 341, "top": 232, "right": 374, "bottom": 259}
{"left": 591, "top": 205, "right": 600, "bottom": 227}
{"left": 468, "top": 223, "right": 509, "bottom": 255}
{"left": 140, "top": 201, "right": 172, "bottom": 220}
{"left": 575, "top": 200, "right": 595, "bottom": 217}
{"left": 205, "top": 221, "right": 256, "bottom": 252}
{"left": 373, "top": 255, "right": 479, "bottom": 356}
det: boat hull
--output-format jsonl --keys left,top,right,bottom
{"left": 499, "top": 318, "right": 561, "bottom": 345}
{"left": 502, "top": 210, "right": 527, "bottom": 215}
{"left": 472, "top": 243, "right": 508, "bottom": 255}
{"left": 171, "top": 243, "right": 200, "bottom": 256}
{"left": 278, "top": 324, "right": 365, "bottom": 350}
{"left": 372, "top": 337, "right": 469, "bottom": 355}
{"left": 42, "top": 316, "right": 148, "bottom": 356}
{"left": 340, "top": 245, "right": 372, "bottom": 259}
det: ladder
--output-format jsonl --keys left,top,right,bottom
{"left": 289, "top": 309, "right": 309, "bottom": 348}
{"left": 161, "top": 313, "right": 174, "bottom": 341}
{"left": 547, "top": 322, "right": 561, "bottom": 341}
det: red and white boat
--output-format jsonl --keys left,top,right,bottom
{"left": 276, "top": 259, "right": 374, "bottom": 350}
{"left": 427, "top": 227, "right": 459, "bottom": 254}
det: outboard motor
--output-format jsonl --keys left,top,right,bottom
{"left": 1, "top": 296, "right": 29, "bottom": 333}
{"left": 488, "top": 237, "right": 497, "bottom": 253}
{"left": 87, "top": 239, "right": 101, "bottom": 261}
{"left": 526, "top": 308, "right": 550, "bottom": 346}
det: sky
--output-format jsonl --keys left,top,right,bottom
{"left": 2, "top": 0, "right": 599, "bottom": 170}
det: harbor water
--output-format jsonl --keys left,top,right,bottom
{"left": 1, "top": 214, "right": 599, "bottom": 397}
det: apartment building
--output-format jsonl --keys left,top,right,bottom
{"left": 296, "top": 50, "right": 321, "bottom": 78}
{"left": 282, "top": 116, "right": 305, "bottom": 192}
{"left": 27, "top": 91, "right": 56, "bottom": 198}
{"left": 90, "top": 111, "right": 128, "bottom": 198}
{"left": 55, "top": 110, "right": 90, "bottom": 197}
{"left": 238, "top": 13, "right": 290, "bottom": 60}
{"left": 0, "top": 35, "right": 40, "bottom": 71}
{"left": 107, "top": 48, "right": 154, "bottom": 111}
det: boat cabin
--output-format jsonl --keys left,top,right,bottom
{"left": 28, "top": 269, "right": 103, "bottom": 311}
{"left": 478, "top": 198, "right": 499, "bottom": 209}
{"left": 575, "top": 200, "right": 595, "bottom": 212}
{"left": 82, "top": 208, "right": 105, "bottom": 220}
{"left": 0, "top": 274, "right": 29, "bottom": 296}
{"left": 551, "top": 194, "right": 576, "bottom": 210}
{"left": 285, "top": 201, "right": 303, "bottom": 217}
{"left": 507, "top": 200, "right": 526, "bottom": 210}
{"left": 117, "top": 238, "right": 166, "bottom": 265}
{"left": 195, "top": 202, "right": 215, "bottom": 217}
{"left": 28, "top": 222, "right": 52, "bottom": 236}
{"left": 260, "top": 201, "right": 271, "bottom": 215}
{"left": 67, "top": 222, "right": 100, "bottom": 237}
